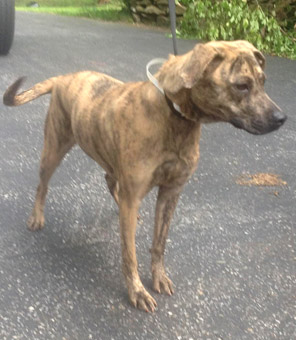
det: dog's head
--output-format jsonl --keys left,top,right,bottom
{"left": 157, "top": 40, "right": 286, "bottom": 135}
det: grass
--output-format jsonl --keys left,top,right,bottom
{"left": 15, "top": 0, "right": 132, "bottom": 23}
{"left": 16, "top": 0, "right": 99, "bottom": 6}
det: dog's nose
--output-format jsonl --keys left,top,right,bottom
{"left": 272, "top": 110, "right": 287, "bottom": 126}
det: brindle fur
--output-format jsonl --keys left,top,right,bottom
{"left": 3, "top": 41, "right": 286, "bottom": 312}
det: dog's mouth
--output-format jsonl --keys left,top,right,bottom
{"left": 230, "top": 112, "right": 287, "bottom": 135}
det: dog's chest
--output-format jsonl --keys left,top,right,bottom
{"left": 152, "top": 123, "right": 201, "bottom": 186}
{"left": 153, "top": 147, "right": 200, "bottom": 187}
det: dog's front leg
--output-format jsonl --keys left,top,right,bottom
{"left": 151, "top": 186, "right": 182, "bottom": 295}
{"left": 119, "top": 196, "right": 157, "bottom": 312}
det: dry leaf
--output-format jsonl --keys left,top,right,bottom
{"left": 236, "top": 173, "right": 287, "bottom": 187}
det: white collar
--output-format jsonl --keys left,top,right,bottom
{"left": 146, "top": 58, "right": 183, "bottom": 114}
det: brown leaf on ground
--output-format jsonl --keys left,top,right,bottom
{"left": 236, "top": 173, "right": 287, "bottom": 187}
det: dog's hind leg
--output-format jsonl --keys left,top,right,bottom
{"left": 105, "top": 173, "right": 119, "bottom": 206}
{"left": 27, "top": 104, "right": 75, "bottom": 231}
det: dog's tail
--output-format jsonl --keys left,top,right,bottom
{"left": 3, "top": 76, "right": 57, "bottom": 106}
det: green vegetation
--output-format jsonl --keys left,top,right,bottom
{"left": 16, "top": 0, "right": 295, "bottom": 59}
{"left": 16, "top": 0, "right": 132, "bottom": 22}
{"left": 16, "top": 0, "right": 98, "bottom": 5}
{"left": 247, "top": 0, "right": 295, "bottom": 32}
{"left": 179, "top": 0, "right": 296, "bottom": 59}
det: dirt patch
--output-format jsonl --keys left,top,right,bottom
{"left": 236, "top": 173, "right": 287, "bottom": 187}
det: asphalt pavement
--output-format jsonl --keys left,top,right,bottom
{"left": 0, "top": 11, "right": 295, "bottom": 340}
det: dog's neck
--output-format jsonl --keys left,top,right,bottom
{"left": 164, "top": 90, "right": 207, "bottom": 123}
{"left": 148, "top": 81, "right": 206, "bottom": 122}
{"left": 146, "top": 58, "right": 206, "bottom": 122}
{"left": 164, "top": 93, "right": 188, "bottom": 121}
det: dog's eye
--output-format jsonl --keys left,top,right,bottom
{"left": 235, "top": 83, "right": 249, "bottom": 93}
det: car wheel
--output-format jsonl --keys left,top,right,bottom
{"left": 0, "top": 0, "right": 15, "bottom": 55}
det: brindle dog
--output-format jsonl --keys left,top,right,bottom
{"left": 3, "top": 40, "right": 286, "bottom": 312}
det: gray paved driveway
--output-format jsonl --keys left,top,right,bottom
{"left": 0, "top": 11, "right": 295, "bottom": 340}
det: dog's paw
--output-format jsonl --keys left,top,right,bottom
{"left": 152, "top": 269, "right": 174, "bottom": 296}
{"left": 128, "top": 285, "right": 157, "bottom": 313}
{"left": 27, "top": 213, "right": 45, "bottom": 231}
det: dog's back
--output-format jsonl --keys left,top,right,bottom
{"left": 3, "top": 71, "right": 123, "bottom": 108}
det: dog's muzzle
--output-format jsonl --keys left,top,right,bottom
{"left": 231, "top": 109, "right": 287, "bottom": 135}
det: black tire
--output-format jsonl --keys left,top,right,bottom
{"left": 0, "top": 0, "right": 15, "bottom": 55}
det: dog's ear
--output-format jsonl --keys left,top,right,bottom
{"left": 157, "top": 44, "right": 224, "bottom": 94}
{"left": 253, "top": 50, "right": 265, "bottom": 70}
